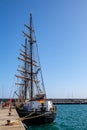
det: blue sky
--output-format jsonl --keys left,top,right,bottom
{"left": 0, "top": 0, "right": 87, "bottom": 98}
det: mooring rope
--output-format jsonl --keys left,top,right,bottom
{"left": 0, "top": 111, "right": 51, "bottom": 126}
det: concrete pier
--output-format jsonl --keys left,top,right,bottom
{"left": 0, "top": 107, "right": 25, "bottom": 130}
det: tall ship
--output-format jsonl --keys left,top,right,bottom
{"left": 15, "top": 13, "right": 56, "bottom": 125}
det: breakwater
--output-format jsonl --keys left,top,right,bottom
{"left": 48, "top": 98, "right": 87, "bottom": 104}
{"left": 1, "top": 98, "right": 87, "bottom": 104}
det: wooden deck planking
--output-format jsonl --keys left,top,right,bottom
{"left": 0, "top": 107, "right": 25, "bottom": 130}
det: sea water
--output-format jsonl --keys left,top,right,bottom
{"left": 27, "top": 104, "right": 87, "bottom": 130}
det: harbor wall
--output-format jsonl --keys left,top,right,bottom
{"left": 1, "top": 98, "right": 87, "bottom": 104}
{"left": 47, "top": 98, "right": 87, "bottom": 104}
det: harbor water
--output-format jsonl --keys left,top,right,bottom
{"left": 27, "top": 104, "right": 87, "bottom": 130}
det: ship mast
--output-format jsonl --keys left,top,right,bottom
{"left": 15, "top": 13, "right": 46, "bottom": 101}
{"left": 24, "top": 38, "right": 27, "bottom": 100}
{"left": 30, "top": 13, "right": 33, "bottom": 99}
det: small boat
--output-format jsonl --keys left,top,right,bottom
{"left": 15, "top": 13, "right": 56, "bottom": 125}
